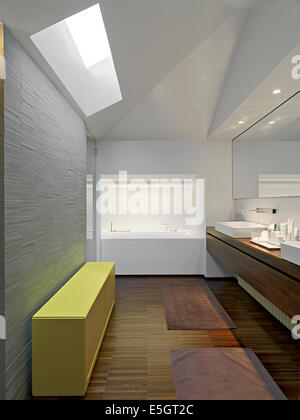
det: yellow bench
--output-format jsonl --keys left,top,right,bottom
{"left": 32, "top": 262, "right": 115, "bottom": 397}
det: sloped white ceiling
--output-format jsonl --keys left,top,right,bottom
{"left": 104, "top": 0, "right": 300, "bottom": 143}
{"left": 208, "top": 0, "right": 300, "bottom": 140}
{"left": 87, "top": 0, "right": 238, "bottom": 140}
{"left": 209, "top": 41, "right": 300, "bottom": 141}
{"left": 104, "top": 12, "right": 247, "bottom": 141}
{"left": 2, "top": 0, "right": 296, "bottom": 142}
{"left": 0, "top": 0, "right": 237, "bottom": 140}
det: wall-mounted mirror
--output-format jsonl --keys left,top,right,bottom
{"left": 233, "top": 92, "right": 300, "bottom": 199}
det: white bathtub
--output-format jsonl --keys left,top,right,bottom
{"left": 100, "top": 232, "right": 205, "bottom": 275}
{"left": 101, "top": 231, "right": 200, "bottom": 239}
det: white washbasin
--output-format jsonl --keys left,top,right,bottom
{"left": 281, "top": 242, "right": 300, "bottom": 266}
{"left": 215, "top": 221, "right": 266, "bottom": 239}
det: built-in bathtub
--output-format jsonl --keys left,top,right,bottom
{"left": 101, "top": 231, "right": 200, "bottom": 239}
{"left": 100, "top": 231, "right": 205, "bottom": 275}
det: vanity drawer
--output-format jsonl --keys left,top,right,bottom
{"left": 207, "top": 235, "right": 300, "bottom": 318}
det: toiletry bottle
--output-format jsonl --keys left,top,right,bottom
{"left": 281, "top": 222, "right": 288, "bottom": 242}
{"left": 268, "top": 225, "right": 273, "bottom": 243}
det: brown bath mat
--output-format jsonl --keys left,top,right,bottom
{"left": 161, "top": 279, "right": 236, "bottom": 330}
{"left": 171, "top": 348, "right": 287, "bottom": 400}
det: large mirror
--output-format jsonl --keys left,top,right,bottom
{"left": 233, "top": 92, "right": 300, "bottom": 199}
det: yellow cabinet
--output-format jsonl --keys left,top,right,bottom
{"left": 32, "top": 262, "right": 115, "bottom": 397}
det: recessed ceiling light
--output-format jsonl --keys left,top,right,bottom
{"left": 66, "top": 4, "right": 111, "bottom": 68}
{"left": 269, "top": 121, "right": 275, "bottom": 125}
{"left": 238, "top": 121, "right": 245, "bottom": 125}
{"left": 272, "top": 89, "right": 281, "bottom": 95}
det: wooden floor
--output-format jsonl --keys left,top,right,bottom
{"left": 39, "top": 277, "right": 300, "bottom": 400}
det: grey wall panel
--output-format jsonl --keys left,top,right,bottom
{"left": 4, "top": 30, "right": 86, "bottom": 400}
{"left": 0, "top": 23, "right": 5, "bottom": 402}
{"left": 86, "top": 137, "right": 97, "bottom": 262}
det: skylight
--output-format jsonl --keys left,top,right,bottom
{"left": 30, "top": 3, "right": 122, "bottom": 117}
{"left": 66, "top": 4, "right": 111, "bottom": 69}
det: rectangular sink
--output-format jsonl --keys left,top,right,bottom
{"left": 215, "top": 221, "right": 266, "bottom": 239}
{"left": 281, "top": 242, "right": 300, "bottom": 266}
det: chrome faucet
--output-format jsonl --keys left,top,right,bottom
{"left": 241, "top": 208, "right": 277, "bottom": 215}
{"left": 256, "top": 208, "right": 277, "bottom": 214}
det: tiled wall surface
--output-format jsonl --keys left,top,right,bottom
{"left": 4, "top": 30, "right": 87, "bottom": 400}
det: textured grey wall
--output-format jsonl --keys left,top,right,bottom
{"left": 4, "top": 30, "right": 87, "bottom": 400}
{"left": 0, "top": 23, "right": 5, "bottom": 402}
{"left": 86, "top": 137, "right": 97, "bottom": 262}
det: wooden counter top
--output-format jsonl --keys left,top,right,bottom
{"left": 207, "top": 227, "right": 300, "bottom": 283}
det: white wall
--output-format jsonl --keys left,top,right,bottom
{"left": 97, "top": 140, "right": 234, "bottom": 227}
{"left": 96, "top": 140, "right": 234, "bottom": 277}
{"left": 235, "top": 197, "right": 300, "bottom": 229}
{"left": 100, "top": 175, "right": 203, "bottom": 236}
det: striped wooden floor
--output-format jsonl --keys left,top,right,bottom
{"left": 35, "top": 277, "right": 300, "bottom": 400}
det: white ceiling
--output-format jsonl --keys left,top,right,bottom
{"left": 209, "top": 42, "right": 300, "bottom": 141}
{"left": 104, "top": 12, "right": 247, "bottom": 141}
{"left": 1, "top": 0, "right": 300, "bottom": 141}
{"left": 234, "top": 91, "right": 300, "bottom": 143}
{"left": 0, "top": 0, "right": 236, "bottom": 140}
{"left": 208, "top": 0, "right": 300, "bottom": 141}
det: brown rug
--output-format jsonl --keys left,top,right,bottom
{"left": 171, "top": 348, "right": 287, "bottom": 400}
{"left": 161, "top": 279, "right": 236, "bottom": 330}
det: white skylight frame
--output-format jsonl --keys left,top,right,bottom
{"left": 31, "top": 3, "right": 122, "bottom": 117}
{"left": 66, "top": 4, "right": 112, "bottom": 69}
